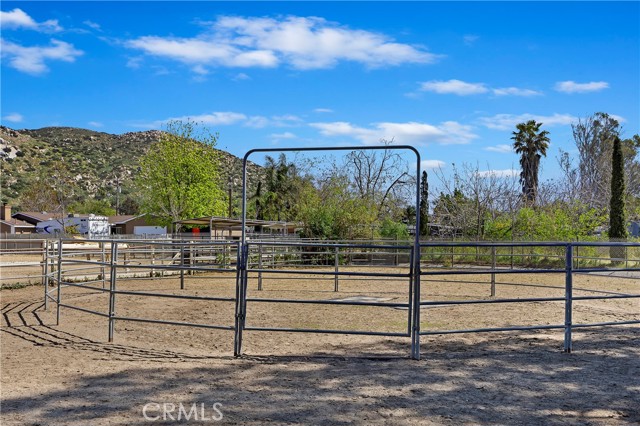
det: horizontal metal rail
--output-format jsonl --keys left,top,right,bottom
{"left": 249, "top": 241, "right": 413, "bottom": 250}
{"left": 112, "top": 315, "right": 234, "bottom": 331}
{"left": 420, "top": 296, "right": 565, "bottom": 306}
{"left": 421, "top": 268, "right": 565, "bottom": 275}
{"left": 113, "top": 289, "right": 235, "bottom": 302}
{"left": 243, "top": 326, "right": 408, "bottom": 337}
{"left": 245, "top": 297, "right": 408, "bottom": 307}
{"left": 248, "top": 268, "right": 410, "bottom": 278}
{"left": 420, "top": 324, "right": 565, "bottom": 335}
{"left": 58, "top": 281, "right": 110, "bottom": 292}
{"left": 572, "top": 320, "right": 640, "bottom": 328}
{"left": 58, "top": 303, "right": 110, "bottom": 318}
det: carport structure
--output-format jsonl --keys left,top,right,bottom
{"left": 174, "top": 216, "right": 301, "bottom": 239}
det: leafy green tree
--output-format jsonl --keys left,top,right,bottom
{"left": 135, "top": 120, "right": 226, "bottom": 230}
{"left": 380, "top": 218, "right": 409, "bottom": 239}
{"left": 119, "top": 196, "right": 140, "bottom": 215}
{"left": 609, "top": 136, "right": 627, "bottom": 260}
{"left": 259, "top": 153, "right": 303, "bottom": 221}
{"left": 69, "top": 199, "right": 116, "bottom": 216}
{"left": 419, "top": 170, "right": 429, "bottom": 237}
{"left": 511, "top": 120, "right": 550, "bottom": 205}
{"left": 297, "top": 175, "right": 377, "bottom": 239}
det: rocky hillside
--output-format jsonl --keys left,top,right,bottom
{"left": 0, "top": 126, "right": 263, "bottom": 212}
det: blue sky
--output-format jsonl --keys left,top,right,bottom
{"left": 1, "top": 1, "right": 638, "bottom": 181}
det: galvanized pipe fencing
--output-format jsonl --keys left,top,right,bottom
{"left": 42, "top": 237, "right": 640, "bottom": 359}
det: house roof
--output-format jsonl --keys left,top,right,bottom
{"left": 12, "top": 211, "right": 59, "bottom": 224}
{"left": 108, "top": 214, "right": 146, "bottom": 224}
{"left": 13, "top": 212, "right": 112, "bottom": 225}
{"left": 0, "top": 218, "right": 36, "bottom": 228}
{"left": 174, "top": 216, "right": 301, "bottom": 232}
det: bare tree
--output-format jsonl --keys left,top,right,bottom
{"left": 343, "top": 140, "right": 412, "bottom": 220}
{"left": 566, "top": 112, "right": 639, "bottom": 212}
{"left": 432, "top": 163, "right": 520, "bottom": 240}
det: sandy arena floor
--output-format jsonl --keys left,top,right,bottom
{"left": 1, "top": 267, "right": 638, "bottom": 425}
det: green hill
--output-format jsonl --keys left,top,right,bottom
{"left": 0, "top": 126, "right": 262, "bottom": 214}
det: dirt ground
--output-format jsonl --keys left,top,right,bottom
{"left": 1, "top": 268, "right": 638, "bottom": 425}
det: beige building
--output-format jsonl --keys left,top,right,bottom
{"left": 0, "top": 204, "right": 36, "bottom": 234}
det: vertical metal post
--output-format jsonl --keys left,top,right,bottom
{"left": 180, "top": 245, "right": 185, "bottom": 290}
{"left": 411, "top": 160, "right": 422, "bottom": 361}
{"left": 564, "top": 244, "right": 573, "bottom": 353}
{"left": 101, "top": 241, "right": 106, "bottom": 289}
{"left": 108, "top": 242, "right": 119, "bottom": 343}
{"left": 395, "top": 235, "right": 399, "bottom": 266}
{"left": 55, "top": 237, "right": 63, "bottom": 326}
{"left": 490, "top": 245, "right": 496, "bottom": 297}
{"left": 407, "top": 246, "right": 414, "bottom": 337}
{"left": 234, "top": 243, "right": 248, "bottom": 357}
{"left": 150, "top": 245, "right": 155, "bottom": 278}
{"left": 625, "top": 245, "right": 629, "bottom": 269}
{"left": 334, "top": 246, "right": 339, "bottom": 292}
{"left": 451, "top": 241, "right": 455, "bottom": 267}
{"left": 510, "top": 244, "right": 514, "bottom": 269}
{"left": 257, "top": 244, "right": 263, "bottom": 291}
{"left": 233, "top": 244, "right": 241, "bottom": 356}
{"left": 43, "top": 240, "right": 49, "bottom": 310}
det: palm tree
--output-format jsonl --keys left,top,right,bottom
{"left": 511, "top": 120, "right": 550, "bottom": 205}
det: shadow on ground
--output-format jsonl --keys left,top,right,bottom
{"left": 1, "top": 302, "right": 639, "bottom": 425}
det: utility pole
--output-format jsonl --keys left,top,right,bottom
{"left": 114, "top": 175, "right": 121, "bottom": 215}
{"left": 228, "top": 176, "right": 233, "bottom": 218}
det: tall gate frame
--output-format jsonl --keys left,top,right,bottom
{"left": 236, "top": 146, "right": 423, "bottom": 359}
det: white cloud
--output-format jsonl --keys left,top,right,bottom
{"left": 610, "top": 114, "right": 626, "bottom": 123}
{"left": 232, "top": 72, "right": 251, "bottom": 81}
{"left": 244, "top": 116, "right": 270, "bottom": 128}
{"left": 484, "top": 144, "right": 513, "bottom": 153}
{"left": 0, "top": 8, "right": 62, "bottom": 32}
{"left": 310, "top": 120, "right": 477, "bottom": 145}
{"left": 137, "top": 111, "right": 305, "bottom": 130}
{"left": 419, "top": 79, "right": 489, "bottom": 96}
{"left": 126, "top": 15, "right": 439, "bottom": 70}
{"left": 83, "top": 20, "right": 101, "bottom": 31}
{"left": 126, "top": 56, "right": 143, "bottom": 69}
{"left": 2, "top": 112, "right": 23, "bottom": 123}
{"left": 314, "top": 108, "right": 334, "bottom": 113}
{"left": 477, "top": 169, "right": 519, "bottom": 178}
{"left": 0, "top": 38, "right": 83, "bottom": 75}
{"left": 88, "top": 121, "right": 103, "bottom": 128}
{"left": 191, "top": 64, "right": 209, "bottom": 75}
{"left": 272, "top": 114, "right": 302, "bottom": 123}
{"left": 179, "top": 112, "right": 247, "bottom": 126}
{"left": 245, "top": 114, "right": 302, "bottom": 128}
{"left": 137, "top": 112, "right": 247, "bottom": 129}
{"left": 478, "top": 113, "right": 577, "bottom": 131}
{"left": 270, "top": 132, "right": 297, "bottom": 139}
{"left": 421, "top": 160, "right": 446, "bottom": 169}
{"left": 418, "top": 80, "right": 540, "bottom": 97}
{"left": 463, "top": 35, "right": 479, "bottom": 46}
{"left": 554, "top": 80, "right": 609, "bottom": 94}
{"left": 492, "top": 87, "right": 542, "bottom": 97}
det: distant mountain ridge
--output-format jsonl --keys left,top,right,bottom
{"left": 0, "top": 126, "right": 262, "bottom": 212}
